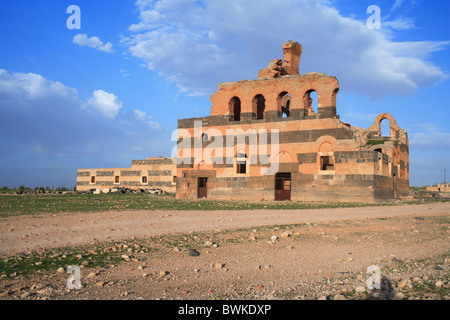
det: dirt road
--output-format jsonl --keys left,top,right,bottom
{"left": 0, "top": 202, "right": 449, "bottom": 300}
{"left": 1, "top": 202, "right": 449, "bottom": 255}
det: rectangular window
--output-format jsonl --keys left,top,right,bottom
{"left": 173, "top": 176, "right": 177, "bottom": 183}
{"left": 142, "top": 176, "right": 147, "bottom": 184}
{"left": 90, "top": 176, "right": 95, "bottom": 184}
{"left": 115, "top": 176, "right": 120, "bottom": 184}
{"left": 320, "top": 156, "right": 334, "bottom": 171}
{"left": 236, "top": 161, "right": 246, "bottom": 174}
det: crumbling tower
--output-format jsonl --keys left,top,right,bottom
{"left": 282, "top": 41, "right": 302, "bottom": 75}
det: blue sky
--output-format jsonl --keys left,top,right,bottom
{"left": 0, "top": 0, "right": 449, "bottom": 188}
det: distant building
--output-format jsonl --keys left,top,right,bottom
{"left": 426, "top": 184, "right": 450, "bottom": 193}
{"left": 76, "top": 157, "right": 176, "bottom": 193}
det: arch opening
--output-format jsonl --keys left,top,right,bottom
{"left": 304, "top": 90, "right": 318, "bottom": 115}
{"left": 380, "top": 119, "right": 391, "bottom": 138}
{"left": 253, "top": 94, "right": 266, "bottom": 120}
{"left": 229, "top": 97, "right": 241, "bottom": 121}
{"left": 277, "top": 92, "right": 291, "bottom": 118}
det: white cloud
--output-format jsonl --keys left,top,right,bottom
{"left": 123, "top": 0, "right": 448, "bottom": 99}
{"left": 134, "top": 109, "right": 148, "bottom": 121}
{"left": 120, "top": 69, "right": 131, "bottom": 78}
{"left": 0, "top": 69, "right": 78, "bottom": 101}
{"left": 409, "top": 123, "right": 450, "bottom": 151}
{"left": 73, "top": 34, "right": 114, "bottom": 53}
{"left": 129, "top": 10, "right": 164, "bottom": 31}
{"left": 148, "top": 121, "right": 161, "bottom": 130}
{"left": 383, "top": 17, "right": 416, "bottom": 30}
{"left": 383, "top": 0, "right": 419, "bottom": 30}
{"left": 391, "top": 0, "right": 405, "bottom": 13}
{"left": 0, "top": 70, "right": 123, "bottom": 120}
{"left": 84, "top": 90, "right": 123, "bottom": 119}
{"left": 134, "top": 109, "right": 162, "bottom": 130}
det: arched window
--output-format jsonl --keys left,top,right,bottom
{"left": 277, "top": 92, "right": 291, "bottom": 118}
{"left": 253, "top": 94, "right": 266, "bottom": 120}
{"left": 380, "top": 119, "right": 390, "bottom": 137}
{"left": 229, "top": 97, "right": 241, "bottom": 121}
{"left": 304, "top": 90, "right": 318, "bottom": 114}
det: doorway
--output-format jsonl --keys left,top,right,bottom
{"left": 198, "top": 177, "right": 208, "bottom": 199}
{"left": 275, "top": 173, "right": 291, "bottom": 201}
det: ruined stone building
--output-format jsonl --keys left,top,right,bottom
{"left": 76, "top": 157, "right": 176, "bottom": 193}
{"left": 175, "top": 41, "right": 409, "bottom": 202}
{"left": 76, "top": 41, "right": 409, "bottom": 202}
{"left": 427, "top": 184, "right": 450, "bottom": 193}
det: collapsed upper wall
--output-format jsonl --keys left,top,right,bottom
{"left": 258, "top": 41, "right": 303, "bottom": 78}
{"left": 209, "top": 41, "right": 339, "bottom": 119}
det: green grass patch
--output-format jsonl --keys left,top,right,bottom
{"left": 0, "top": 193, "right": 403, "bottom": 217}
{"left": 364, "top": 140, "right": 386, "bottom": 147}
{"left": 0, "top": 244, "right": 129, "bottom": 279}
{"left": 1, "top": 193, "right": 448, "bottom": 218}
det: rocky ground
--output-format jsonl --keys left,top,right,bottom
{"left": 0, "top": 202, "right": 449, "bottom": 300}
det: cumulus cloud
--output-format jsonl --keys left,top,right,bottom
{"left": 134, "top": 109, "right": 162, "bottom": 130}
{"left": 73, "top": 34, "right": 114, "bottom": 53}
{"left": 0, "top": 69, "right": 168, "bottom": 158}
{"left": 84, "top": 90, "right": 123, "bottom": 119}
{"left": 122, "top": 0, "right": 448, "bottom": 99}
{"left": 0, "top": 69, "right": 78, "bottom": 101}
